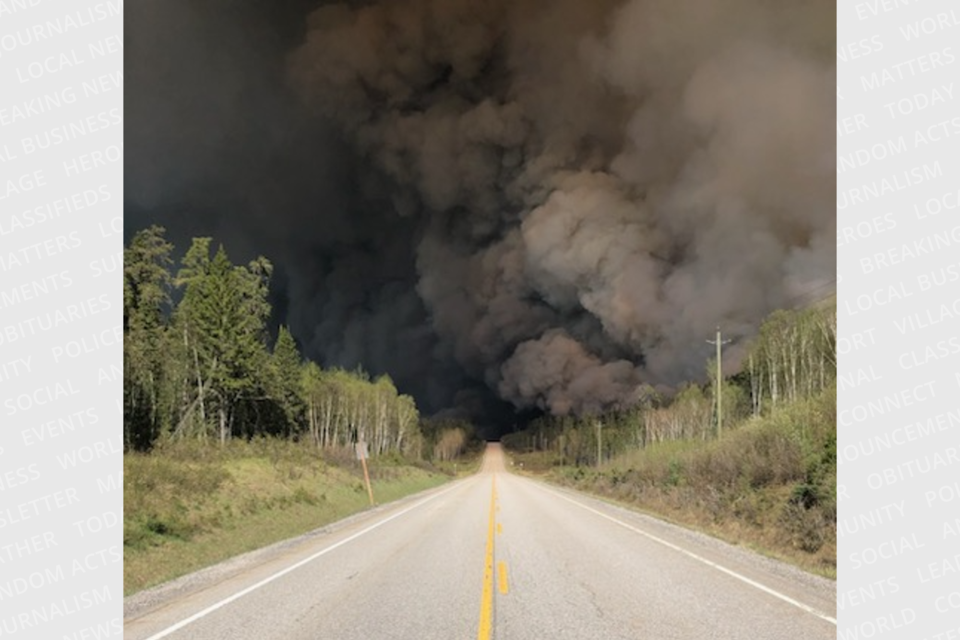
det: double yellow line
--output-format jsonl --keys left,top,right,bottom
{"left": 477, "top": 475, "right": 506, "bottom": 640}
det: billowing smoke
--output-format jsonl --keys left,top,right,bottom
{"left": 127, "top": 0, "right": 835, "bottom": 422}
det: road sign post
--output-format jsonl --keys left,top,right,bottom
{"left": 355, "top": 441, "right": 375, "bottom": 506}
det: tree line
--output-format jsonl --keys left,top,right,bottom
{"left": 124, "top": 227, "right": 447, "bottom": 457}
{"left": 503, "top": 301, "right": 837, "bottom": 464}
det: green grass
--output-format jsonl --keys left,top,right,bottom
{"left": 124, "top": 438, "right": 451, "bottom": 595}
{"left": 507, "top": 388, "right": 837, "bottom": 578}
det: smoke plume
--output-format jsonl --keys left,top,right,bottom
{"left": 127, "top": 0, "right": 835, "bottom": 422}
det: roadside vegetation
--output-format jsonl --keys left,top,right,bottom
{"left": 503, "top": 302, "right": 837, "bottom": 577}
{"left": 124, "top": 438, "right": 484, "bottom": 594}
{"left": 123, "top": 228, "right": 482, "bottom": 594}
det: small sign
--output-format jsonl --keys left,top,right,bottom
{"left": 355, "top": 441, "right": 368, "bottom": 460}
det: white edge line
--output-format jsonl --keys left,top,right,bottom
{"left": 139, "top": 480, "right": 467, "bottom": 640}
{"left": 536, "top": 482, "right": 837, "bottom": 626}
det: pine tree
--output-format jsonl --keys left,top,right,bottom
{"left": 123, "top": 225, "right": 173, "bottom": 450}
{"left": 175, "top": 240, "right": 273, "bottom": 444}
{"left": 272, "top": 326, "right": 305, "bottom": 436}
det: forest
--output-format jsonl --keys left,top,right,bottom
{"left": 123, "top": 226, "right": 470, "bottom": 461}
{"left": 503, "top": 300, "right": 837, "bottom": 462}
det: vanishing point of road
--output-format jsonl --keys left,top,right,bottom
{"left": 124, "top": 443, "right": 836, "bottom": 639}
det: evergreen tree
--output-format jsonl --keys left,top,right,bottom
{"left": 175, "top": 240, "right": 273, "bottom": 444}
{"left": 272, "top": 326, "right": 305, "bottom": 436}
{"left": 123, "top": 225, "right": 173, "bottom": 450}
{"left": 121, "top": 232, "right": 426, "bottom": 456}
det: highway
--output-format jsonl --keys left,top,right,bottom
{"left": 124, "top": 443, "right": 836, "bottom": 639}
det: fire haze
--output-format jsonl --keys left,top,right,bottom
{"left": 126, "top": 0, "right": 836, "bottom": 422}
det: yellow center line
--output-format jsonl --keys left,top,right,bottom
{"left": 497, "top": 561, "right": 509, "bottom": 595}
{"left": 477, "top": 475, "right": 497, "bottom": 640}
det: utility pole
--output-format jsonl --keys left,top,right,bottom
{"left": 596, "top": 420, "right": 602, "bottom": 467}
{"left": 706, "top": 327, "right": 732, "bottom": 439}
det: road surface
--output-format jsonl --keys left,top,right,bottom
{"left": 124, "top": 443, "right": 836, "bottom": 639}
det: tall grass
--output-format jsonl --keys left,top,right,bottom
{"left": 124, "top": 438, "right": 454, "bottom": 594}
{"left": 530, "top": 387, "right": 837, "bottom": 576}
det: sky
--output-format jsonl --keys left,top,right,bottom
{"left": 125, "top": 0, "right": 836, "bottom": 427}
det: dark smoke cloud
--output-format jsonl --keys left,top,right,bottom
{"left": 127, "top": 0, "right": 836, "bottom": 422}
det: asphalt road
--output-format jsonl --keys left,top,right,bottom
{"left": 124, "top": 443, "right": 836, "bottom": 639}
